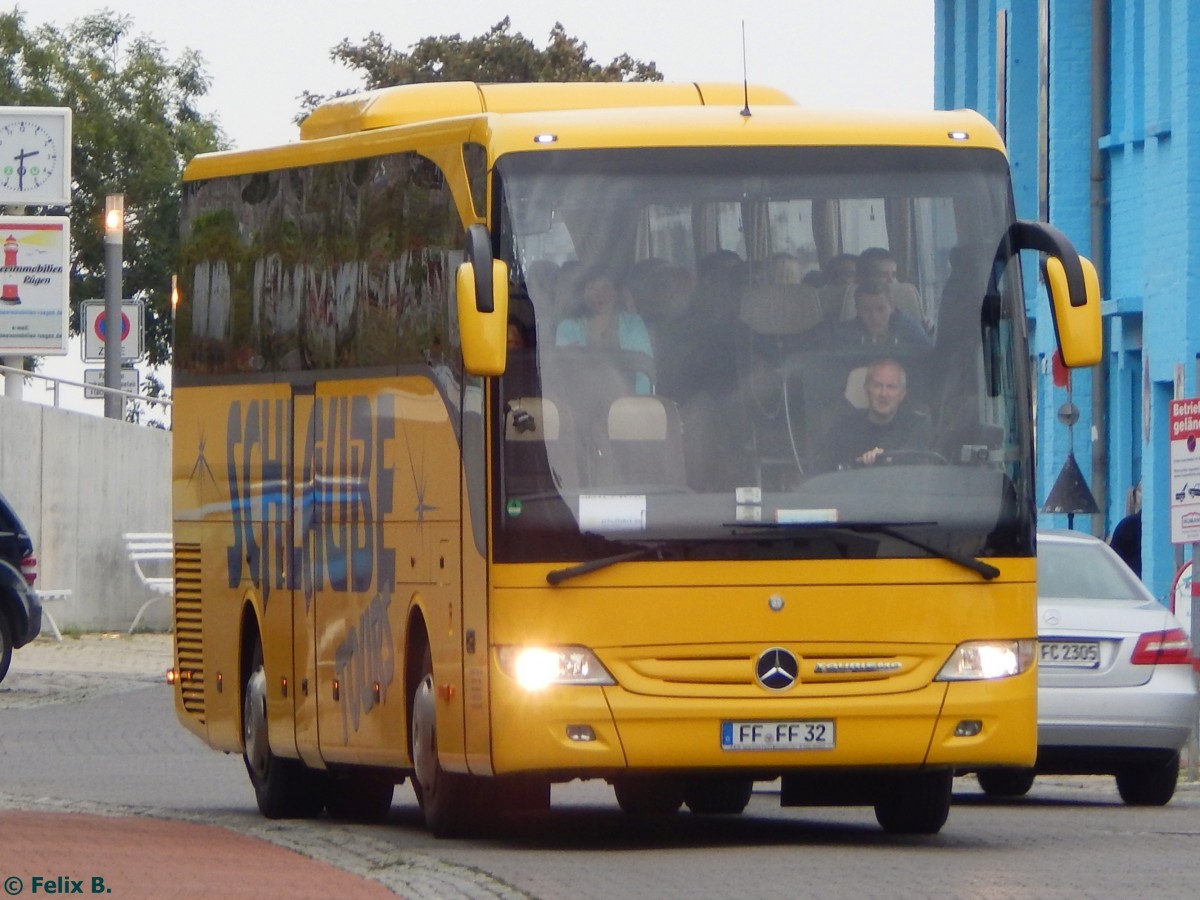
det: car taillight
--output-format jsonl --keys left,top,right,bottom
{"left": 1130, "top": 628, "right": 1193, "bottom": 666}
{"left": 20, "top": 552, "right": 37, "bottom": 588}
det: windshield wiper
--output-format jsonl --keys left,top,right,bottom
{"left": 547, "top": 522, "right": 1001, "bottom": 585}
{"left": 546, "top": 545, "right": 659, "bottom": 586}
{"left": 725, "top": 521, "right": 1000, "bottom": 580}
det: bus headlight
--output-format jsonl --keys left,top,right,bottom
{"left": 935, "top": 640, "right": 1035, "bottom": 681}
{"left": 497, "top": 646, "right": 616, "bottom": 691}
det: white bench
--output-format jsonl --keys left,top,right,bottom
{"left": 124, "top": 532, "right": 173, "bottom": 634}
{"left": 35, "top": 588, "right": 72, "bottom": 642}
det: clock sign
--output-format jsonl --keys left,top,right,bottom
{"left": 0, "top": 107, "right": 72, "bottom": 205}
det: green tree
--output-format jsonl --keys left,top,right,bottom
{"left": 301, "top": 18, "right": 662, "bottom": 114}
{"left": 0, "top": 9, "right": 223, "bottom": 366}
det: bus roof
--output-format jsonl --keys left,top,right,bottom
{"left": 184, "top": 81, "right": 1005, "bottom": 182}
{"left": 299, "top": 81, "right": 797, "bottom": 140}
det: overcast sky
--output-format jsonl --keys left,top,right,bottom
{"left": 14, "top": 0, "right": 934, "bottom": 411}
{"left": 21, "top": 0, "right": 934, "bottom": 149}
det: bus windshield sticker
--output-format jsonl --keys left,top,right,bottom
{"left": 578, "top": 495, "right": 647, "bottom": 532}
{"left": 775, "top": 508, "right": 840, "bottom": 525}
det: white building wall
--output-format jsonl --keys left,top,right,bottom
{"left": 0, "top": 394, "right": 171, "bottom": 632}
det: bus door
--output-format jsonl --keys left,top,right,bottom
{"left": 291, "top": 385, "right": 320, "bottom": 767}
{"left": 459, "top": 377, "right": 492, "bottom": 773}
{"left": 308, "top": 381, "right": 409, "bottom": 768}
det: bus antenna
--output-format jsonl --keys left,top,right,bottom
{"left": 740, "top": 21, "right": 751, "bottom": 117}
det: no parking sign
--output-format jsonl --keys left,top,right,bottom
{"left": 81, "top": 298, "right": 143, "bottom": 362}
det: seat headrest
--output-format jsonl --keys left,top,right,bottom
{"left": 739, "top": 283, "right": 825, "bottom": 335}
{"left": 844, "top": 366, "right": 869, "bottom": 409}
{"left": 608, "top": 396, "right": 669, "bottom": 441}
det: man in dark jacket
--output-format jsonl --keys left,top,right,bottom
{"left": 1109, "top": 483, "right": 1142, "bottom": 577}
{"left": 822, "top": 358, "right": 931, "bottom": 470}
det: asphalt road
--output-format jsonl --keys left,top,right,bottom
{"left": 3, "top": 637, "right": 1200, "bottom": 899}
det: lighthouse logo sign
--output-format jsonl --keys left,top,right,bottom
{"left": 0, "top": 215, "right": 69, "bottom": 355}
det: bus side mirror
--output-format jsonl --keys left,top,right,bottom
{"left": 456, "top": 224, "right": 509, "bottom": 376}
{"left": 1007, "top": 221, "right": 1102, "bottom": 368}
{"left": 1044, "top": 254, "right": 1101, "bottom": 367}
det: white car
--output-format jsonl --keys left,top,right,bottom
{"left": 977, "top": 529, "right": 1200, "bottom": 805}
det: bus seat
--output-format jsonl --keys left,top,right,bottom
{"left": 738, "top": 283, "right": 825, "bottom": 337}
{"left": 844, "top": 365, "right": 869, "bottom": 409}
{"left": 605, "top": 396, "right": 686, "bottom": 486}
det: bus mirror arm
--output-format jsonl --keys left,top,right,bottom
{"left": 997, "top": 221, "right": 1102, "bottom": 368}
{"left": 464, "top": 224, "right": 494, "bottom": 313}
{"left": 1007, "top": 221, "right": 1086, "bottom": 305}
{"left": 456, "top": 224, "right": 510, "bottom": 377}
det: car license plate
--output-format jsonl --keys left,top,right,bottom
{"left": 721, "top": 720, "right": 835, "bottom": 751}
{"left": 1039, "top": 640, "right": 1100, "bottom": 668}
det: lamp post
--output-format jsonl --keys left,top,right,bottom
{"left": 103, "top": 194, "right": 124, "bottom": 419}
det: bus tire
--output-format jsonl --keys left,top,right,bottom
{"left": 976, "top": 767, "right": 1035, "bottom": 798}
{"left": 873, "top": 770, "right": 952, "bottom": 835}
{"left": 325, "top": 770, "right": 396, "bottom": 822}
{"left": 410, "top": 644, "right": 476, "bottom": 837}
{"left": 613, "top": 776, "right": 685, "bottom": 816}
{"left": 684, "top": 777, "right": 754, "bottom": 815}
{"left": 242, "top": 640, "right": 326, "bottom": 819}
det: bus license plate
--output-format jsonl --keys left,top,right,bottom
{"left": 721, "top": 720, "right": 835, "bottom": 751}
{"left": 1039, "top": 641, "right": 1100, "bottom": 668}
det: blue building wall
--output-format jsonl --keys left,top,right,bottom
{"left": 935, "top": 0, "right": 1200, "bottom": 600}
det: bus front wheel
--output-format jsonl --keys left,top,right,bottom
{"left": 242, "top": 640, "right": 326, "bottom": 819}
{"left": 410, "top": 645, "right": 475, "bottom": 837}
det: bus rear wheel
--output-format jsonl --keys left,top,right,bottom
{"left": 325, "top": 770, "right": 396, "bottom": 822}
{"left": 410, "top": 645, "right": 476, "bottom": 837}
{"left": 242, "top": 640, "right": 326, "bottom": 819}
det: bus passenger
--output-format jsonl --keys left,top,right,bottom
{"left": 857, "top": 246, "right": 930, "bottom": 333}
{"left": 555, "top": 270, "right": 654, "bottom": 394}
{"left": 828, "top": 283, "right": 933, "bottom": 348}
{"left": 508, "top": 315, "right": 531, "bottom": 350}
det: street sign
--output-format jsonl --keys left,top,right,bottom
{"left": 1169, "top": 398, "right": 1200, "bottom": 544}
{"left": 82, "top": 299, "right": 143, "bottom": 362}
{"left": 83, "top": 366, "right": 138, "bottom": 399}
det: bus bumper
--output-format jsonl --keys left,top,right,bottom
{"left": 489, "top": 668, "right": 1036, "bottom": 775}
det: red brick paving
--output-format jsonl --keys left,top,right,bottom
{"left": 0, "top": 811, "right": 398, "bottom": 899}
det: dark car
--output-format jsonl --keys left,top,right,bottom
{"left": 0, "top": 488, "right": 42, "bottom": 682}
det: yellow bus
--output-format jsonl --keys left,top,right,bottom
{"left": 171, "top": 81, "right": 1100, "bottom": 836}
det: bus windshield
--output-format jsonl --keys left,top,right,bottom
{"left": 492, "top": 146, "right": 1033, "bottom": 565}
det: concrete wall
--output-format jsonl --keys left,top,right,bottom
{"left": 0, "top": 394, "right": 171, "bottom": 632}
